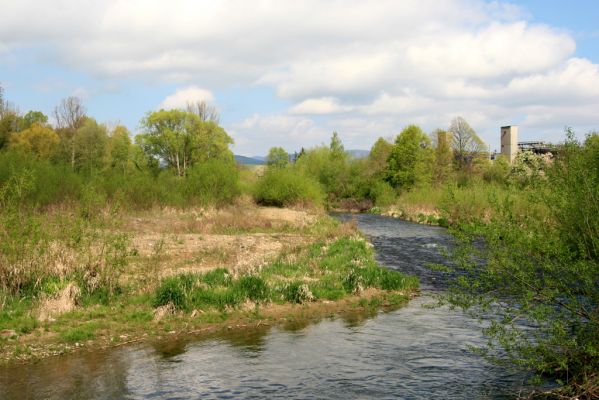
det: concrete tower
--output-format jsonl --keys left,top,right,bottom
{"left": 500, "top": 126, "right": 518, "bottom": 162}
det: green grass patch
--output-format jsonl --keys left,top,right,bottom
{"left": 59, "top": 322, "right": 101, "bottom": 342}
{"left": 150, "top": 234, "right": 418, "bottom": 313}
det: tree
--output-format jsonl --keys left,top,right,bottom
{"left": 432, "top": 129, "right": 453, "bottom": 184}
{"left": 138, "top": 109, "right": 233, "bottom": 177}
{"left": 329, "top": 131, "right": 345, "bottom": 159}
{"left": 387, "top": 125, "right": 434, "bottom": 189}
{"left": 107, "top": 125, "right": 132, "bottom": 174}
{"left": 19, "top": 111, "right": 48, "bottom": 130}
{"left": 74, "top": 118, "right": 108, "bottom": 174}
{"left": 186, "top": 100, "right": 220, "bottom": 124}
{"left": 54, "top": 97, "right": 86, "bottom": 169}
{"left": 266, "top": 147, "right": 289, "bottom": 169}
{"left": 448, "top": 117, "right": 486, "bottom": 168}
{"left": 8, "top": 123, "right": 59, "bottom": 159}
{"left": 368, "top": 137, "right": 393, "bottom": 178}
{"left": 0, "top": 111, "right": 19, "bottom": 150}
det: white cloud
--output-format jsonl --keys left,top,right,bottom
{"left": 289, "top": 97, "right": 352, "bottom": 115}
{"left": 406, "top": 22, "right": 574, "bottom": 79}
{"left": 159, "top": 86, "right": 214, "bottom": 110}
{"left": 230, "top": 114, "right": 329, "bottom": 155}
{"left": 362, "top": 92, "right": 433, "bottom": 115}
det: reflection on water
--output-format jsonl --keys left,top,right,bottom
{"left": 0, "top": 214, "right": 534, "bottom": 399}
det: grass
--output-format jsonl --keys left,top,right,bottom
{"left": 390, "top": 179, "right": 544, "bottom": 226}
{"left": 59, "top": 322, "right": 101, "bottom": 343}
{"left": 151, "top": 235, "right": 418, "bottom": 312}
{"left": 0, "top": 202, "right": 418, "bottom": 364}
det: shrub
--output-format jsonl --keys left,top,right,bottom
{"left": 446, "top": 131, "right": 599, "bottom": 398}
{"left": 185, "top": 159, "right": 239, "bottom": 205}
{"left": 280, "top": 281, "right": 314, "bottom": 304}
{"left": 254, "top": 167, "right": 324, "bottom": 207}
{"left": 234, "top": 275, "right": 270, "bottom": 302}
{"left": 153, "top": 275, "right": 195, "bottom": 310}
{"left": 369, "top": 181, "right": 396, "bottom": 207}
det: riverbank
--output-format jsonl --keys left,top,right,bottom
{"left": 0, "top": 205, "right": 418, "bottom": 364}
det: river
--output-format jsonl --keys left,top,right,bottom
{"left": 0, "top": 214, "right": 534, "bottom": 399}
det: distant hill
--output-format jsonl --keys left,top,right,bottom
{"left": 234, "top": 155, "right": 265, "bottom": 165}
{"left": 347, "top": 149, "right": 370, "bottom": 159}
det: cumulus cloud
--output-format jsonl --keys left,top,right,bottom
{"left": 230, "top": 114, "right": 329, "bottom": 154}
{"left": 158, "top": 86, "right": 214, "bottom": 110}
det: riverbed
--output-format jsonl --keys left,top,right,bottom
{"left": 0, "top": 214, "right": 533, "bottom": 399}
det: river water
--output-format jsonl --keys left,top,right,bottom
{"left": 0, "top": 214, "right": 533, "bottom": 399}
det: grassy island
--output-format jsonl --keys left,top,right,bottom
{"left": 0, "top": 202, "right": 418, "bottom": 363}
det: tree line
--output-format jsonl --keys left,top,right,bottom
{"left": 0, "top": 86, "right": 238, "bottom": 208}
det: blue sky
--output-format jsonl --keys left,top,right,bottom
{"left": 1, "top": 0, "right": 598, "bottom": 156}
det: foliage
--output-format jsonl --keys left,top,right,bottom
{"left": 9, "top": 123, "right": 60, "bottom": 159}
{"left": 74, "top": 118, "right": 109, "bottom": 174}
{"left": 368, "top": 137, "right": 393, "bottom": 179}
{"left": 185, "top": 158, "right": 239, "bottom": 205}
{"left": 433, "top": 129, "right": 453, "bottom": 184}
{"left": 482, "top": 155, "right": 510, "bottom": 184}
{"left": 387, "top": 125, "right": 434, "bottom": 189}
{"left": 253, "top": 167, "right": 324, "bottom": 207}
{"left": 369, "top": 181, "right": 396, "bottom": 207}
{"left": 19, "top": 111, "right": 48, "bottom": 131}
{"left": 138, "top": 109, "right": 233, "bottom": 177}
{"left": 266, "top": 146, "right": 289, "bottom": 169}
{"left": 444, "top": 131, "right": 599, "bottom": 398}
{"left": 509, "top": 150, "right": 550, "bottom": 186}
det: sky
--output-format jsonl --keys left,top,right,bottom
{"left": 1, "top": 0, "right": 598, "bottom": 156}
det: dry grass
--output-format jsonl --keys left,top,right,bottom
{"left": 120, "top": 204, "right": 328, "bottom": 284}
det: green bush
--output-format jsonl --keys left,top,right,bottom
{"left": 153, "top": 275, "right": 195, "bottom": 310}
{"left": 369, "top": 181, "right": 396, "bottom": 207}
{"left": 185, "top": 159, "right": 239, "bottom": 205}
{"left": 279, "top": 281, "right": 314, "bottom": 304}
{"left": 254, "top": 167, "right": 324, "bottom": 207}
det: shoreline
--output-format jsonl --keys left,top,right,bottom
{"left": 1, "top": 288, "right": 418, "bottom": 365}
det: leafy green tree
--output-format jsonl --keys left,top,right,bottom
{"left": 107, "top": 125, "right": 133, "bottom": 174}
{"left": 138, "top": 109, "right": 233, "bottom": 176}
{"left": 387, "top": 125, "right": 434, "bottom": 189}
{"left": 368, "top": 137, "right": 393, "bottom": 179}
{"left": 329, "top": 131, "right": 345, "bottom": 159}
{"left": 8, "top": 123, "right": 60, "bottom": 159}
{"left": 19, "top": 111, "right": 48, "bottom": 131}
{"left": 448, "top": 117, "right": 486, "bottom": 168}
{"left": 74, "top": 118, "right": 108, "bottom": 174}
{"left": 266, "top": 147, "right": 289, "bottom": 169}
